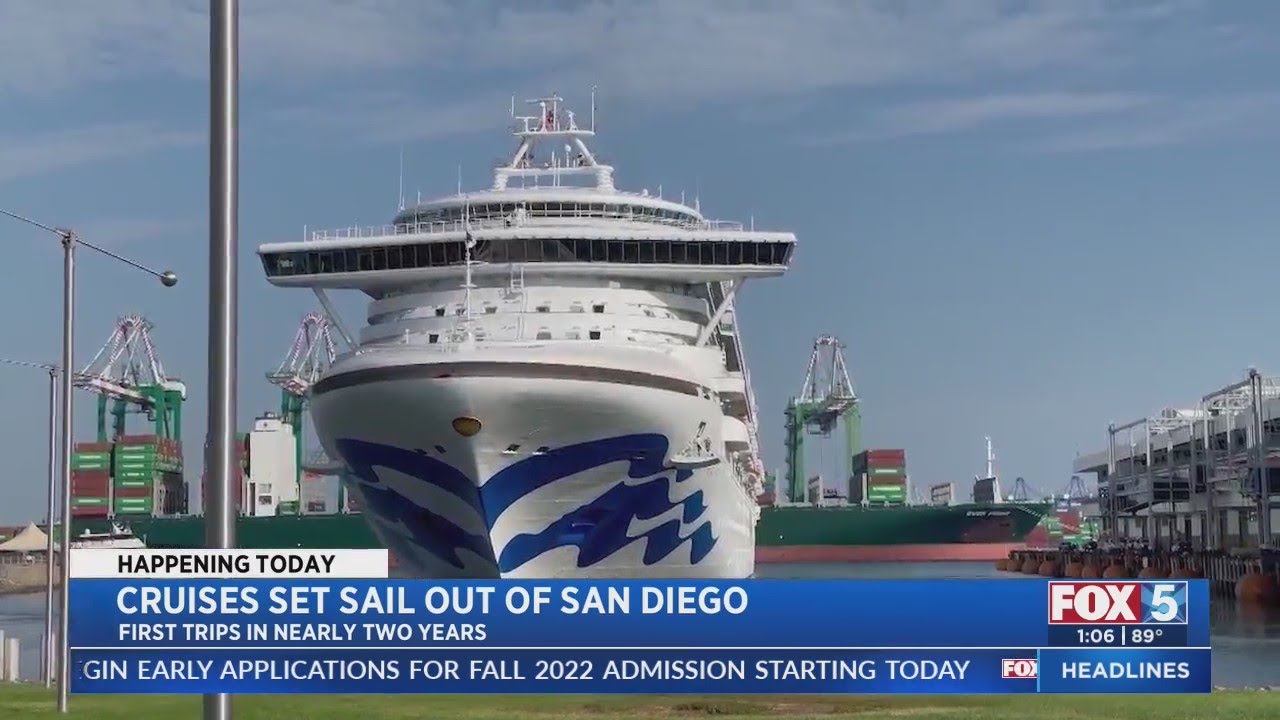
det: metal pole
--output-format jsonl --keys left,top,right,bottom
{"left": 207, "top": 1, "right": 238, "bottom": 718}
{"left": 56, "top": 236, "right": 75, "bottom": 713}
{"left": 43, "top": 368, "right": 57, "bottom": 687}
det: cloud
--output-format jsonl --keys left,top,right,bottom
{"left": 805, "top": 91, "right": 1159, "bottom": 145}
{"left": 0, "top": 0, "right": 1219, "bottom": 100}
{"left": 0, "top": 122, "right": 201, "bottom": 184}
{"left": 1023, "top": 92, "right": 1280, "bottom": 153}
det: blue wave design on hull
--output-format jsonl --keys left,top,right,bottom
{"left": 334, "top": 434, "right": 717, "bottom": 574}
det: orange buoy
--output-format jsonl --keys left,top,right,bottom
{"left": 995, "top": 559, "right": 1009, "bottom": 571}
{"left": 1236, "top": 573, "right": 1279, "bottom": 606}
{"left": 1079, "top": 563, "right": 1102, "bottom": 578}
{"left": 1138, "top": 565, "right": 1169, "bottom": 579}
{"left": 1064, "top": 562, "right": 1084, "bottom": 578}
{"left": 1038, "top": 560, "right": 1059, "bottom": 577}
{"left": 1021, "top": 558, "right": 1040, "bottom": 574}
{"left": 1102, "top": 563, "right": 1129, "bottom": 578}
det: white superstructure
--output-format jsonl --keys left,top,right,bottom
{"left": 257, "top": 93, "right": 796, "bottom": 579}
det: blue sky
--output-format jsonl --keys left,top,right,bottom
{"left": 2, "top": 0, "right": 1279, "bottom": 522}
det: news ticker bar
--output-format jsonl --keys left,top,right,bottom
{"left": 69, "top": 647, "right": 1211, "bottom": 695}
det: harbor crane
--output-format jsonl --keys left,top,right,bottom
{"left": 783, "top": 335, "right": 860, "bottom": 503}
{"left": 76, "top": 315, "right": 185, "bottom": 442}
{"left": 266, "top": 312, "right": 337, "bottom": 488}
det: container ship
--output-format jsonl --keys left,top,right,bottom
{"left": 756, "top": 442, "right": 1050, "bottom": 563}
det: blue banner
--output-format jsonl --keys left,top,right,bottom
{"left": 67, "top": 578, "right": 1212, "bottom": 694}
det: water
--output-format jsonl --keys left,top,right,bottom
{"left": 2, "top": 562, "right": 1276, "bottom": 687}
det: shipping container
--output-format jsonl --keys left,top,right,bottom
{"left": 73, "top": 441, "right": 113, "bottom": 453}
{"left": 848, "top": 473, "right": 909, "bottom": 506}
{"left": 71, "top": 497, "right": 109, "bottom": 507}
{"left": 113, "top": 498, "right": 154, "bottom": 513}
{"left": 866, "top": 485, "right": 907, "bottom": 503}
{"left": 113, "top": 484, "right": 153, "bottom": 499}
{"left": 71, "top": 505, "right": 110, "bottom": 518}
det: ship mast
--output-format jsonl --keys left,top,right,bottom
{"left": 493, "top": 92, "right": 614, "bottom": 191}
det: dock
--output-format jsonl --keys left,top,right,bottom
{"left": 1005, "top": 367, "right": 1280, "bottom": 605}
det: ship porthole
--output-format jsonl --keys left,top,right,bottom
{"left": 452, "top": 416, "right": 482, "bottom": 437}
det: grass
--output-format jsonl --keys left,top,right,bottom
{"left": 0, "top": 687, "right": 1276, "bottom": 720}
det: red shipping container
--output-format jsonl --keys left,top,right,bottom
{"left": 117, "top": 434, "right": 160, "bottom": 444}
{"left": 71, "top": 470, "right": 111, "bottom": 479}
{"left": 71, "top": 506, "right": 110, "bottom": 518}
{"left": 865, "top": 449, "right": 905, "bottom": 460}
{"left": 114, "top": 485, "right": 154, "bottom": 499}
{"left": 72, "top": 477, "right": 111, "bottom": 494}
{"left": 74, "top": 442, "right": 113, "bottom": 452}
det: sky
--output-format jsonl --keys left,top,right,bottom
{"left": 2, "top": 0, "right": 1279, "bottom": 522}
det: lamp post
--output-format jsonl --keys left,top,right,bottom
{"left": 207, "top": 2, "right": 238, "bottom": 719}
{"left": 0, "top": 358, "right": 58, "bottom": 686}
{"left": 0, "top": 207, "right": 177, "bottom": 712}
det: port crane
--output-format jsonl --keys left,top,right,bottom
{"left": 783, "top": 335, "right": 860, "bottom": 503}
{"left": 76, "top": 315, "right": 185, "bottom": 442}
{"left": 267, "top": 312, "right": 337, "bottom": 489}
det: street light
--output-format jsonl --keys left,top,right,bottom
{"left": 0, "top": 357, "right": 58, "bottom": 687}
{"left": 207, "top": 3, "right": 239, "bottom": 719}
{"left": 0, "top": 207, "right": 177, "bottom": 713}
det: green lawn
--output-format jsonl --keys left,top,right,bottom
{"left": 0, "top": 687, "right": 1275, "bottom": 720}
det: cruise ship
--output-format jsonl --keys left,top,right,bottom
{"left": 256, "top": 93, "right": 797, "bottom": 579}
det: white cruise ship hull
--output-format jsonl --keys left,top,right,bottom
{"left": 308, "top": 345, "right": 755, "bottom": 580}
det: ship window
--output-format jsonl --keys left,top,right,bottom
{"left": 589, "top": 330, "right": 601, "bottom": 340}
{"left": 484, "top": 306, "right": 497, "bottom": 314}
{"left": 623, "top": 241, "right": 639, "bottom": 263}
{"left": 639, "top": 241, "right": 655, "bottom": 263}
{"left": 357, "top": 250, "right": 374, "bottom": 272}
{"left": 536, "top": 305, "right": 550, "bottom": 313}
{"left": 670, "top": 242, "right": 687, "bottom": 264}
{"left": 428, "top": 334, "right": 439, "bottom": 344}
{"left": 429, "top": 243, "right": 446, "bottom": 265}
{"left": 488, "top": 240, "right": 508, "bottom": 263}
{"left": 508, "top": 239, "right": 527, "bottom": 262}
{"left": 570, "top": 303, "right": 584, "bottom": 313}
{"left": 592, "top": 304, "right": 605, "bottom": 313}
{"left": 504, "top": 444, "right": 520, "bottom": 455}
{"left": 435, "top": 307, "right": 445, "bottom": 317}
{"left": 534, "top": 446, "right": 550, "bottom": 455}
{"left": 655, "top": 241, "right": 671, "bottom": 263}
{"left": 434, "top": 445, "right": 446, "bottom": 454}
{"left": 590, "top": 239, "right": 607, "bottom": 261}
{"left": 606, "top": 241, "right": 624, "bottom": 263}
{"left": 535, "top": 329, "right": 552, "bottom": 340}
{"left": 566, "top": 330, "right": 580, "bottom": 339}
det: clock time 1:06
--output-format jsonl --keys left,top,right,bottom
{"left": 1077, "top": 628, "right": 1117, "bottom": 645}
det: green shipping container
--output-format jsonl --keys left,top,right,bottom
{"left": 113, "top": 501, "right": 153, "bottom": 513}
{"left": 866, "top": 485, "right": 907, "bottom": 503}
{"left": 278, "top": 501, "right": 300, "bottom": 514}
{"left": 114, "top": 482, "right": 155, "bottom": 491}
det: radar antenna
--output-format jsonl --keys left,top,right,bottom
{"left": 494, "top": 90, "right": 614, "bottom": 191}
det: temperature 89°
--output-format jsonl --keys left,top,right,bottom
{"left": 1128, "top": 627, "right": 1165, "bottom": 645}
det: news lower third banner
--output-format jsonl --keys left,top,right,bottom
{"left": 66, "top": 549, "right": 1212, "bottom": 695}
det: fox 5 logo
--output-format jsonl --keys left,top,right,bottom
{"left": 1048, "top": 582, "right": 1188, "bottom": 624}
{"left": 1001, "top": 659, "right": 1038, "bottom": 679}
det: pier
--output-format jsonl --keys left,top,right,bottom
{"left": 1007, "top": 367, "right": 1280, "bottom": 604}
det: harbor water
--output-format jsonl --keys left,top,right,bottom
{"left": 2, "top": 561, "right": 1277, "bottom": 687}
